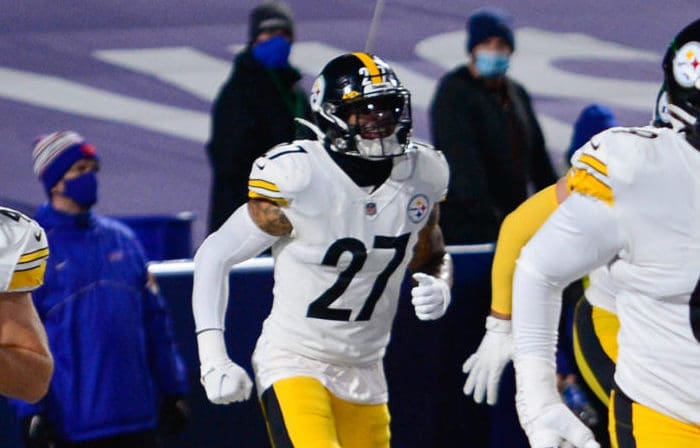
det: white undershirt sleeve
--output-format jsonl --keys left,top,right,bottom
{"left": 192, "top": 204, "right": 279, "bottom": 333}
{"left": 512, "top": 193, "right": 625, "bottom": 364}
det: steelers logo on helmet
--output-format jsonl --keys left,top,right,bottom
{"left": 662, "top": 19, "right": 700, "bottom": 148}
{"left": 309, "top": 52, "right": 412, "bottom": 159}
{"left": 672, "top": 41, "right": 700, "bottom": 89}
{"left": 310, "top": 76, "right": 325, "bottom": 110}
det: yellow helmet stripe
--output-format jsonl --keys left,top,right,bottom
{"left": 352, "top": 52, "right": 381, "bottom": 84}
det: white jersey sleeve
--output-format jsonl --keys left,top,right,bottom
{"left": 407, "top": 141, "right": 449, "bottom": 202}
{"left": 247, "top": 143, "right": 313, "bottom": 211}
{"left": 0, "top": 207, "right": 49, "bottom": 292}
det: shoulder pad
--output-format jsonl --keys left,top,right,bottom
{"left": 567, "top": 126, "right": 662, "bottom": 205}
{"left": 410, "top": 143, "right": 450, "bottom": 201}
{"left": 248, "top": 143, "right": 313, "bottom": 207}
{"left": 567, "top": 128, "right": 615, "bottom": 205}
{"left": 0, "top": 207, "right": 49, "bottom": 292}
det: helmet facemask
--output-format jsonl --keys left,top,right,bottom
{"left": 334, "top": 91, "right": 411, "bottom": 158}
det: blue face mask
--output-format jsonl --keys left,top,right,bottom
{"left": 252, "top": 35, "right": 292, "bottom": 69}
{"left": 474, "top": 51, "right": 510, "bottom": 78}
{"left": 63, "top": 172, "right": 98, "bottom": 208}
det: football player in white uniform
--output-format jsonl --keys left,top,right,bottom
{"left": 511, "top": 19, "right": 700, "bottom": 448}
{"left": 463, "top": 83, "right": 675, "bottom": 409}
{"left": 192, "top": 52, "right": 452, "bottom": 447}
{"left": 0, "top": 206, "right": 53, "bottom": 403}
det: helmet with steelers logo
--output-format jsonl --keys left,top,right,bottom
{"left": 662, "top": 18, "right": 700, "bottom": 148}
{"left": 309, "top": 52, "right": 412, "bottom": 158}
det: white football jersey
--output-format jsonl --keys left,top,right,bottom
{"left": 584, "top": 266, "right": 616, "bottom": 313}
{"left": 570, "top": 126, "right": 700, "bottom": 424}
{"left": 0, "top": 206, "right": 49, "bottom": 293}
{"left": 248, "top": 138, "right": 449, "bottom": 365}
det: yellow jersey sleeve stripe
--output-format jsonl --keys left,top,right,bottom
{"left": 567, "top": 168, "right": 614, "bottom": 205}
{"left": 577, "top": 154, "right": 608, "bottom": 176}
{"left": 18, "top": 247, "right": 49, "bottom": 264}
{"left": 8, "top": 262, "right": 46, "bottom": 291}
{"left": 249, "top": 179, "right": 281, "bottom": 193}
{"left": 248, "top": 191, "right": 289, "bottom": 207}
{"left": 352, "top": 52, "right": 381, "bottom": 84}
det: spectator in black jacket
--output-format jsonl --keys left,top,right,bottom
{"left": 206, "top": 1, "right": 311, "bottom": 233}
{"left": 430, "top": 7, "right": 556, "bottom": 244}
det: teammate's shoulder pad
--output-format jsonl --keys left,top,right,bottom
{"left": 0, "top": 207, "right": 49, "bottom": 292}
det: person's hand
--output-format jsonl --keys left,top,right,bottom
{"left": 411, "top": 273, "right": 451, "bottom": 320}
{"left": 515, "top": 358, "right": 600, "bottom": 448}
{"left": 159, "top": 395, "right": 191, "bottom": 435}
{"left": 200, "top": 358, "right": 253, "bottom": 405}
{"left": 462, "top": 315, "right": 512, "bottom": 405}
{"left": 197, "top": 329, "right": 253, "bottom": 405}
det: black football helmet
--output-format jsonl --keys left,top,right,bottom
{"left": 309, "top": 52, "right": 412, "bottom": 158}
{"left": 662, "top": 18, "right": 700, "bottom": 148}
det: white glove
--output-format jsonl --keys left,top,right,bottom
{"left": 462, "top": 316, "right": 512, "bottom": 405}
{"left": 411, "top": 273, "right": 451, "bottom": 320}
{"left": 514, "top": 358, "right": 600, "bottom": 448}
{"left": 197, "top": 330, "right": 253, "bottom": 405}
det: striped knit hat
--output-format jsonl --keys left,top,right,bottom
{"left": 32, "top": 131, "right": 98, "bottom": 195}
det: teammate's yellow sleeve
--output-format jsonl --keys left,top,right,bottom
{"left": 491, "top": 184, "right": 559, "bottom": 316}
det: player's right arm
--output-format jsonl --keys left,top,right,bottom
{"left": 0, "top": 210, "right": 53, "bottom": 403}
{"left": 462, "top": 178, "right": 569, "bottom": 405}
{"left": 192, "top": 145, "right": 302, "bottom": 405}
{"left": 0, "top": 291, "right": 53, "bottom": 403}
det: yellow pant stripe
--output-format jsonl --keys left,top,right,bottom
{"left": 573, "top": 299, "right": 618, "bottom": 406}
{"left": 610, "top": 386, "right": 700, "bottom": 447}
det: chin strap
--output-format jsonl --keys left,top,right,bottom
{"left": 666, "top": 103, "right": 700, "bottom": 150}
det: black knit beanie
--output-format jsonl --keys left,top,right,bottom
{"left": 248, "top": 1, "right": 294, "bottom": 43}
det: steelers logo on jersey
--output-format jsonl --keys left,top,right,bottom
{"left": 407, "top": 194, "right": 430, "bottom": 223}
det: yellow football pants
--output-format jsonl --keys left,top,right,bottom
{"left": 260, "top": 376, "right": 390, "bottom": 448}
{"left": 610, "top": 386, "right": 700, "bottom": 447}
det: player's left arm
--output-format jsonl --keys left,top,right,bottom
{"left": 407, "top": 204, "right": 453, "bottom": 320}
{"left": 0, "top": 291, "right": 53, "bottom": 403}
{"left": 408, "top": 203, "right": 452, "bottom": 284}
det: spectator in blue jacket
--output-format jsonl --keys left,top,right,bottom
{"left": 13, "top": 131, "right": 189, "bottom": 448}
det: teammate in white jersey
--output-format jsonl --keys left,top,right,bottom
{"left": 0, "top": 206, "right": 53, "bottom": 403}
{"left": 511, "top": 19, "right": 700, "bottom": 448}
{"left": 192, "top": 52, "right": 452, "bottom": 447}
{"left": 464, "top": 82, "right": 674, "bottom": 407}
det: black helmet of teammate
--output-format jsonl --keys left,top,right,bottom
{"left": 309, "top": 52, "right": 412, "bottom": 158}
{"left": 662, "top": 18, "right": 700, "bottom": 148}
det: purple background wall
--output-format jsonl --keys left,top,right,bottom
{"left": 0, "top": 1, "right": 693, "bottom": 245}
